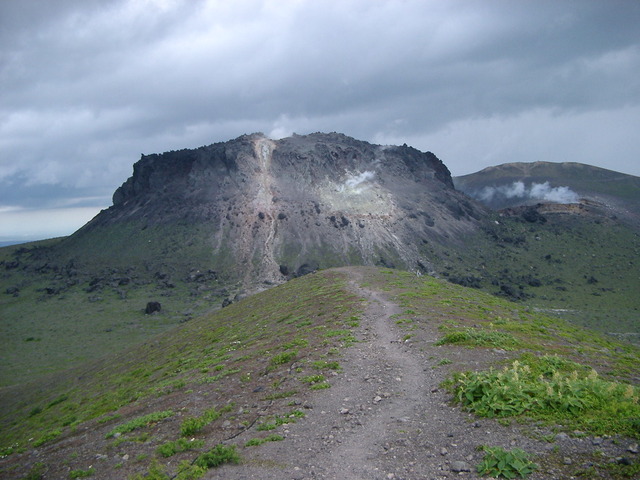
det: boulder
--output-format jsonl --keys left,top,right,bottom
{"left": 145, "top": 301, "right": 162, "bottom": 314}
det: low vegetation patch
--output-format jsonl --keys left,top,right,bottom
{"left": 436, "top": 327, "right": 520, "bottom": 350}
{"left": 301, "top": 374, "right": 325, "bottom": 384}
{"left": 311, "top": 360, "right": 341, "bottom": 370}
{"left": 69, "top": 467, "right": 95, "bottom": 478}
{"left": 129, "top": 444, "right": 239, "bottom": 480}
{"left": 157, "top": 438, "right": 205, "bottom": 457}
{"left": 270, "top": 350, "right": 298, "bottom": 366}
{"left": 245, "top": 434, "right": 284, "bottom": 447}
{"left": 106, "top": 410, "right": 174, "bottom": 438}
{"left": 193, "top": 444, "right": 240, "bottom": 469}
{"left": 476, "top": 445, "right": 537, "bottom": 478}
{"left": 180, "top": 405, "right": 231, "bottom": 437}
{"left": 450, "top": 356, "right": 640, "bottom": 438}
{"left": 32, "top": 429, "right": 62, "bottom": 447}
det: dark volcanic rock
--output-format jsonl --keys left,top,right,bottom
{"left": 145, "top": 301, "right": 162, "bottom": 314}
{"left": 69, "top": 132, "right": 488, "bottom": 291}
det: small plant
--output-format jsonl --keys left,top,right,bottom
{"left": 180, "top": 406, "right": 225, "bottom": 437}
{"left": 262, "top": 390, "right": 298, "bottom": 401}
{"left": 106, "top": 410, "right": 173, "bottom": 438}
{"left": 245, "top": 434, "right": 284, "bottom": 447}
{"left": 270, "top": 350, "right": 298, "bottom": 366}
{"left": 157, "top": 437, "right": 205, "bottom": 457}
{"left": 281, "top": 338, "right": 308, "bottom": 349}
{"left": 476, "top": 446, "right": 537, "bottom": 478}
{"left": 301, "top": 374, "right": 325, "bottom": 384}
{"left": 29, "top": 406, "right": 43, "bottom": 417}
{"left": 193, "top": 444, "right": 240, "bottom": 469}
{"left": 33, "top": 429, "right": 62, "bottom": 447}
{"left": 311, "top": 360, "right": 341, "bottom": 370}
{"left": 97, "top": 413, "right": 121, "bottom": 424}
{"left": 256, "top": 422, "right": 277, "bottom": 431}
{"left": 437, "top": 358, "right": 453, "bottom": 366}
{"left": 69, "top": 467, "right": 95, "bottom": 478}
{"left": 346, "top": 316, "right": 360, "bottom": 327}
{"left": 309, "top": 382, "right": 331, "bottom": 390}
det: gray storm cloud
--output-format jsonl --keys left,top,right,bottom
{"left": 478, "top": 181, "right": 580, "bottom": 204}
{"left": 1, "top": 0, "right": 639, "bottom": 241}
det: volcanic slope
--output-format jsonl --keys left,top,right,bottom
{"left": 1, "top": 267, "right": 638, "bottom": 480}
{"left": 62, "top": 132, "right": 485, "bottom": 287}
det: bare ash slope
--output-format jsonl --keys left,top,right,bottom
{"left": 3, "top": 267, "right": 638, "bottom": 480}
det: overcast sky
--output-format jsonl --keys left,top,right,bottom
{"left": 1, "top": 0, "right": 639, "bottom": 242}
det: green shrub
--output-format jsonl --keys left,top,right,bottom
{"left": 301, "top": 374, "right": 325, "bottom": 384}
{"left": 476, "top": 446, "right": 537, "bottom": 478}
{"left": 245, "top": 434, "right": 284, "bottom": 447}
{"left": 33, "top": 429, "right": 61, "bottom": 447}
{"left": 69, "top": 467, "right": 95, "bottom": 478}
{"left": 180, "top": 406, "right": 222, "bottom": 437}
{"left": 311, "top": 360, "right": 341, "bottom": 370}
{"left": 29, "top": 406, "right": 43, "bottom": 417}
{"left": 256, "top": 422, "right": 276, "bottom": 431}
{"left": 106, "top": 410, "right": 173, "bottom": 438}
{"left": 451, "top": 357, "right": 640, "bottom": 437}
{"left": 157, "top": 438, "right": 205, "bottom": 457}
{"left": 309, "top": 382, "right": 331, "bottom": 390}
{"left": 193, "top": 444, "right": 240, "bottom": 469}
{"left": 270, "top": 350, "right": 298, "bottom": 365}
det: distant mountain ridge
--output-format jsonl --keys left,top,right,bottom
{"left": 454, "top": 161, "right": 640, "bottom": 226}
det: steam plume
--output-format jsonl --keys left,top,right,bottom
{"left": 479, "top": 181, "right": 579, "bottom": 204}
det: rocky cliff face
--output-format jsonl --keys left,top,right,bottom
{"left": 79, "top": 132, "right": 486, "bottom": 289}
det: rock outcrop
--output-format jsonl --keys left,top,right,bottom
{"left": 73, "top": 132, "right": 487, "bottom": 290}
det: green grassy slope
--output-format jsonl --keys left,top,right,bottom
{"left": 0, "top": 267, "right": 638, "bottom": 479}
{"left": 2, "top": 206, "right": 638, "bottom": 387}
{"left": 0, "top": 269, "right": 363, "bottom": 458}
{"left": 429, "top": 211, "right": 640, "bottom": 339}
{"left": 0, "top": 224, "right": 236, "bottom": 386}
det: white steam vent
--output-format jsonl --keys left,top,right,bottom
{"left": 341, "top": 171, "right": 376, "bottom": 194}
{"left": 479, "top": 181, "right": 579, "bottom": 204}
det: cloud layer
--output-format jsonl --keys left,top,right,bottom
{"left": 1, "top": 0, "right": 639, "bottom": 240}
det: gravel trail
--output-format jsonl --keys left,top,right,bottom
{"left": 213, "top": 268, "right": 477, "bottom": 479}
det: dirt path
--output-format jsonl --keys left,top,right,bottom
{"left": 211, "top": 267, "right": 635, "bottom": 479}
{"left": 213, "top": 268, "right": 481, "bottom": 479}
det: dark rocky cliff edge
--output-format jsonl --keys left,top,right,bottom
{"left": 68, "top": 132, "right": 486, "bottom": 290}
